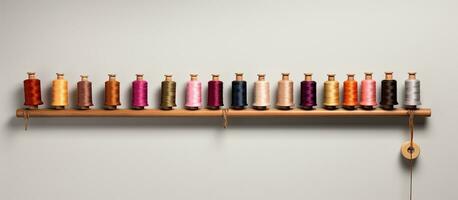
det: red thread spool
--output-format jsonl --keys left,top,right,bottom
{"left": 23, "top": 72, "right": 43, "bottom": 109}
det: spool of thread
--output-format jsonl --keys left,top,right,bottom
{"left": 131, "top": 74, "right": 148, "bottom": 110}
{"left": 77, "top": 75, "right": 93, "bottom": 110}
{"left": 323, "top": 74, "right": 340, "bottom": 110}
{"left": 185, "top": 74, "right": 202, "bottom": 110}
{"left": 343, "top": 74, "right": 358, "bottom": 110}
{"left": 276, "top": 73, "right": 294, "bottom": 110}
{"left": 253, "top": 73, "right": 270, "bottom": 110}
{"left": 300, "top": 73, "right": 317, "bottom": 110}
{"left": 104, "top": 74, "right": 121, "bottom": 110}
{"left": 360, "top": 72, "right": 377, "bottom": 110}
{"left": 380, "top": 72, "right": 398, "bottom": 110}
{"left": 404, "top": 72, "right": 421, "bottom": 109}
{"left": 51, "top": 73, "right": 68, "bottom": 110}
{"left": 160, "top": 75, "right": 177, "bottom": 110}
{"left": 231, "top": 73, "right": 248, "bottom": 110}
{"left": 207, "top": 74, "right": 224, "bottom": 110}
{"left": 23, "top": 72, "right": 43, "bottom": 109}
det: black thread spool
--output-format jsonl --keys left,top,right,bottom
{"left": 231, "top": 73, "right": 247, "bottom": 110}
{"left": 160, "top": 75, "right": 177, "bottom": 110}
{"left": 380, "top": 72, "right": 398, "bottom": 110}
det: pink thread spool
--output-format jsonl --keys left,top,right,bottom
{"left": 185, "top": 74, "right": 202, "bottom": 110}
{"left": 132, "top": 74, "right": 148, "bottom": 110}
{"left": 360, "top": 72, "right": 377, "bottom": 110}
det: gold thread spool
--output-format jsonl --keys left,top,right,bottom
{"left": 25, "top": 72, "right": 39, "bottom": 109}
{"left": 253, "top": 73, "right": 270, "bottom": 110}
{"left": 77, "top": 75, "right": 92, "bottom": 110}
{"left": 160, "top": 74, "right": 176, "bottom": 110}
{"left": 343, "top": 74, "right": 357, "bottom": 110}
{"left": 104, "top": 74, "right": 120, "bottom": 110}
{"left": 276, "top": 73, "right": 294, "bottom": 110}
{"left": 323, "top": 74, "right": 339, "bottom": 110}
{"left": 361, "top": 72, "right": 376, "bottom": 110}
{"left": 51, "top": 73, "right": 68, "bottom": 110}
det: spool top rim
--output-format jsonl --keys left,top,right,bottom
{"left": 257, "top": 73, "right": 266, "bottom": 77}
{"left": 211, "top": 74, "right": 220, "bottom": 77}
{"left": 27, "top": 72, "right": 36, "bottom": 75}
{"left": 327, "top": 73, "right": 336, "bottom": 77}
{"left": 304, "top": 73, "right": 313, "bottom": 76}
{"left": 108, "top": 74, "right": 116, "bottom": 77}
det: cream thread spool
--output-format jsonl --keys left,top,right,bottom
{"left": 323, "top": 73, "right": 339, "bottom": 110}
{"left": 52, "top": 73, "right": 68, "bottom": 110}
{"left": 276, "top": 73, "right": 294, "bottom": 110}
{"left": 253, "top": 73, "right": 270, "bottom": 110}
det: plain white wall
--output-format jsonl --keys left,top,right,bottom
{"left": 1, "top": 0, "right": 457, "bottom": 199}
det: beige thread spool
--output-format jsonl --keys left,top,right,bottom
{"left": 276, "top": 73, "right": 294, "bottom": 110}
{"left": 323, "top": 74, "right": 339, "bottom": 110}
{"left": 51, "top": 73, "right": 68, "bottom": 110}
{"left": 253, "top": 73, "right": 270, "bottom": 110}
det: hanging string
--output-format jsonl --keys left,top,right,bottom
{"left": 360, "top": 72, "right": 377, "bottom": 110}
{"left": 404, "top": 72, "right": 421, "bottom": 109}
{"left": 51, "top": 73, "right": 68, "bottom": 109}
{"left": 380, "top": 72, "right": 398, "bottom": 110}
{"left": 77, "top": 75, "right": 93, "bottom": 110}
{"left": 105, "top": 74, "right": 121, "bottom": 109}
{"left": 300, "top": 73, "right": 316, "bottom": 110}
{"left": 276, "top": 73, "right": 294, "bottom": 109}
{"left": 253, "top": 73, "right": 270, "bottom": 110}
{"left": 132, "top": 74, "right": 148, "bottom": 109}
{"left": 23, "top": 72, "right": 43, "bottom": 109}
{"left": 207, "top": 74, "right": 224, "bottom": 109}
{"left": 185, "top": 74, "right": 202, "bottom": 110}
{"left": 323, "top": 74, "right": 339, "bottom": 110}
{"left": 231, "top": 73, "right": 247, "bottom": 109}
{"left": 408, "top": 110, "right": 415, "bottom": 200}
{"left": 160, "top": 75, "right": 177, "bottom": 110}
{"left": 343, "top": 74, "right": 358, "bottom": 110}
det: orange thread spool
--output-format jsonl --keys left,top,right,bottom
{"left": 343, "top": 74, "right": 358, "bottom": 110}
{"left": 104, "top": 74, "right": 121, "bottom": 110}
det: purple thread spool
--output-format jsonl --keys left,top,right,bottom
{"left": 132, "top": 74, "right": 148, "bottom": 109}
{"left": 207, "top": 74, "right": 224, "bottom": 109}
{"left": 300, "top": 73, "right": 317, "bottom": 110}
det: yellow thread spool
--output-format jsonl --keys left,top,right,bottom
{"left": 323, "top": 73, "right": 339, "bottom": 110}
{"left": 51, "top": 73, "right": 68, "bottom": 109}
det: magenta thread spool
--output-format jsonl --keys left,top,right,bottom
{"left": 207, "top": 74, "right": 223, "bottom": 110}
{"left": 131, "top": 74, "right": 148, "bottom": 109}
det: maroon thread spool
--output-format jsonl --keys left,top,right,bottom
{"left": 207, "top": 74, "right": 224, "bottom": 110}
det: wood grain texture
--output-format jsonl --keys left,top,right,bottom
{"left": 16, "top": 108, "right": 432, "bottom": 118}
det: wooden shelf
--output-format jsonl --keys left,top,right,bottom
{"left": 16, "top": 108, "right": 432, "bottom": 118}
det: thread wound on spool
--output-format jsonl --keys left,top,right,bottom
{"left": 105, "top": 76, "right": 121, "bottom": 107}
{"left": 360, "top": 75, "right": 377, "bottom": 106}
{"left": 132, "top": 77, "right": 148, "bottom": 107}
{"left": 161, "top": 76, "right": 177, "bottom": 108}
{"left": 253, "top": 74, "right": 270, "bottom": 108}
{"left": 380, "top": 80, "right": 398, "bottom": 107}
{"left": 51, "top": 74, "right": 69, "bottom": 107}
{"left": 343, "top": 75, "right": 358, "bottom": 107}
{"left": 207, "top": 78, "right": 223, "bottom": 108}
{"left": 185, "top": 77, "right": 202, "bottom": 108}
{"left": 24, "top": 75, "right": 43, "bottom": 106}
{"left": 404, "top": 79, "right": 421, "bottom": 107}
{"left": 231, "top": 80, "right": 248, "bottom": 108}
{"left": 77, "top": 77, "right": 93, "bottom": 107}
{"left": 323, "top": 74, "right": 339, "bottom": 107}
{"left": 300, "top": 81, "right": 317, "bottom": 107}
{"left": 276, "top": 73, "right": 294, "bottom": 107}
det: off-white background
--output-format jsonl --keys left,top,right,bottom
{"left": 1, "top": 0, "right": 457, "bottom": 200}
